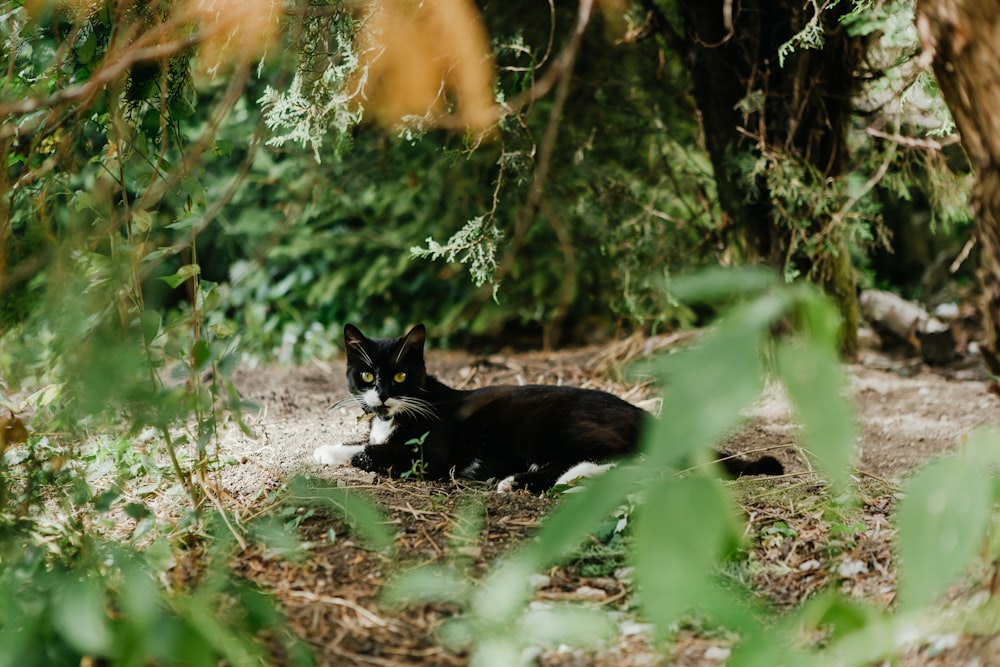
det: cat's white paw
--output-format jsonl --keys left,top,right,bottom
{"left": 496, "top": 475, "right": 516, "bottom": 494}
{"left": 313, "top": 444, "right": 365, "bottom": 466}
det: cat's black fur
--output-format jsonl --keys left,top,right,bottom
{"left": 329, "top": 323, "right": 783, "bottom": 493}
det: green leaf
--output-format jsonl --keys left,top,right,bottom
{"left": 71, "top": 190, "right": 94, "bottom": 212}
{"left": 132, "top": 209, "right": 153, "bottom": 234}
{"left": 119, "top": 561, "right": 160, "bottom": 627}
{"left": 28, "top": 383, "right": 62, "bottom": 408}
{"left": 896, "top": 456, "right": 992, "bottom": 610}
{"left": 382, "top": 566, "right": 471, "bottom": 607}
{"left": 77, "top": 30, "right": 97, "bottom": 64}
{"left": 518, "top": 605, "right": 614, "bottom": 649}
{"left": 959, "top": 427, "right": 1000, "bottom": 467}
{"left": 124, "top": 501, "right": 151, "bottom": 520}
{"left": 530, "top": 464, "right": 643, "bottom": 566}
{"left": 791, "top": 591, "right": 884, "bottom": 645}
{"left": 776, "top": 337, "right": 856, "bottom": 491}
{"left": 645, "top": 296, "right": 780, "bottom": 467}
{"left": 141, "top": 107, "right": 161, "bottom": 136}
{"left": 252, "top": 515, "right": 309, "bottom": 563}
{"left": 634, "top": 475, "right": 744, "bottom": 631}
{"left": 470, "top": 556, "right": 535, "bottom": 625}
{"left": 140, "top": 309, "right": 162, "bottom": 345}
{"left": 159, "top": 264, "right": 201, "bottom": 289}
{"left": 54, "top": 579, "right": 111, "bottom": 655}
{"left": 92, "top": 488, "right": 120, "bottom": 511}
{"left": 190, "top": 339, "right": 211, "bottom": 371}
{"left": 437, "top": 617, "right": 477, "bottom": 649}
{"left": 287, "top": 477, "right": 395, "bottom": 554}
{"left": 669, "top": 266, "right": 778, "bottom": 305}
{"left": 469, "top": 638, "right": 523, "bottom": 667}
{"left": 167, "top": 215, "right": 201, "bottom": 231}
{"left": 213, "top": 139, "right": 234, "bottom": 157}
{"left": 794, "top": 286, "right": 843, "bottom": 349}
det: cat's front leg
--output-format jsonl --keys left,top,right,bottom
{"left": 351, "top": 442, "right": 422, "bottom": 476}
{"left": 313, "top": 443, "right": 366, "bottom": 466}
{"left": 313, "top": 442, "right": 400, "bottom": 475}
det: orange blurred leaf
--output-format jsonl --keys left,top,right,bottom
{"left": 352, "top": 0, "right": 498, "bottom": 133}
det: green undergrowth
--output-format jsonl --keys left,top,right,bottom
{"left": 6, "top": 265, "right": 1000, "bottom": 666}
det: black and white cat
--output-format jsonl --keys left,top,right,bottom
{"left": 313, "top": 323, "right": 783, "bottom": 493}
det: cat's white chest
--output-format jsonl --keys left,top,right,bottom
{"left": 369, "top": 417, "right": 395, "bottom": 445}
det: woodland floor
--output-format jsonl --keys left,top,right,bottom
{"left": 191, "top": 333, "right": 1000, "bottom": 666}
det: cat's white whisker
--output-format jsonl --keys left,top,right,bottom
{"left": 349, "top": 340, "right": 375, "bottom": 368}
{"left": 328, "top": 395, "right": 363, "bottom": 413}
{"left": 393, "top": 396, "right": 439, "bottom": 421}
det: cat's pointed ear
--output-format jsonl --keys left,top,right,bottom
{"left": 400, "top": 323, "right": 426, "bottom": 355}
{"left": 344, "top": 323, "right": 366, "bottom": 354}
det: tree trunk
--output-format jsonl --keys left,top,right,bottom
{"left": 916, "top": 0, "right": 1000, "bottom": 375}
{"left": 675, "top": 0, "right": 864, "bottom": 356}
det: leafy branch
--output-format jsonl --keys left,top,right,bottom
{"left": 410, "top": 215, "right": 504, "bottom": 290}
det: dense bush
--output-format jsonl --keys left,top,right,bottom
{"left": 196, "top": 2, "right": 727, "bottom": 356}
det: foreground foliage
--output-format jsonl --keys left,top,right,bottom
{"left": 385, "top": 269, "right": 1000, "bottom": 665}
{"left": 1, "top": 0, "right": 997, "bottom": 665}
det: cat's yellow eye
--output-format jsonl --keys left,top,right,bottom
{"left": 360, "top": 371, "right": 374, "bottom": 383}
{"left": 393, "top": 372, "right": 407, "bottom": 383}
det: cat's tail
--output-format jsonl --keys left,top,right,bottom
{"left": 714, "top": 451, "right": 785, "bottom": 478}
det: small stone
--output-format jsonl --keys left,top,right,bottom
{"left": 573, "top": 585, "right": 607, "bottom": 601}
{"left": 704, "top": 646, "right": 731, "bottom": 661}
{"left": 837, "top": 558, "right": 869, "bottom": 577}
{"left": 619, "top": 620, "right": 655, "bottom": 637}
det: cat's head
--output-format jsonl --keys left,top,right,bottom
{"left": 343, "top": 323, "right": 427, "bottom": 418}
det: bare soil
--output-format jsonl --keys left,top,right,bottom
{"left": 201, "top": 337, "right": 999, "bottom": 666}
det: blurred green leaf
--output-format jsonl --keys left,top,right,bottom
{"left": 669, "top": 266, "right": 778, "bottom": 304}
{"left": 77, "top": 30, "right": 97, "bottom": 64}
{"left": 896, "top": 456, "right": 992, "bottom": 610}
{"left": 287, "top": 476, "right": 395, "bottom": 554}
{"left": 252, "top": 515, "right": 310, "bottom": 563}
{"left": 646, "top": 296, "right": 780, "bottom": 467}
{"left": 213, "top": 139, "right": 235, "bottom": 157}
{"left": 191, "top": 339, "right": 211, "bottom": 371}
{"left": 470, "top": 556, "right": 535, "bottom": 625}
{"left": 139, "top": 309, "right": 162, "bottom": 345}
{"left": 132, "top": 209, "right": 153, "bottom": 234}
{"left": 777, "top": 337, "right": 856, "bottom": 491}
{"left": 470, "top": 638, "right": 523, "bottom": 667}
{"left": 382, "top": 566, "right": 472, "bottom": 607}
{"left": 92, "top": 488, "right": 120, "bottom": 511}
{"left": 167, "top": 216, "right": 201, "bottom": 231}
{"left": 518, "top": 606, "right": 614, "bottom": 650}
{"left": 124, "top": 501, "right": 151, "bottom": 520}
{"left": 159, "top": 264, "right": 201, "bottom": 289}
{"left": 634, "top": 475, "right": 743, "bottom": 630}
{"left": 794, "top": 285, "right": 843, "bottom": 348}
{"left": 53, "top": 579, "right": 111, "bottom": 655}
{"left": 530, "top": 464, "right": 644, "bottom": 566}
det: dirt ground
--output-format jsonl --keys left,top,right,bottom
{"left": 205, "top": 334, "right": 1000, "bottom": 666}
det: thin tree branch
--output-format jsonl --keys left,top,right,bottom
{"left": 0, "top": 34, "right": 203, "bottom": 120}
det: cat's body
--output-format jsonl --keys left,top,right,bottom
{"left": 313, "top": 323, "right": 782, "bottom": 493}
